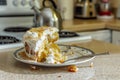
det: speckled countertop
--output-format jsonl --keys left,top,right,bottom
{"left": 1, "top": 40, "right": 120, "bottom": 80}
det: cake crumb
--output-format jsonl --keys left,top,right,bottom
{"left": 30, "top": 65, "right": 39, "bottom": 70}
{"left": 67, "top": 65, "right": 78, "bottom": 72}
{"left": 90, "top": 62, "right": 94, "bottom": 67}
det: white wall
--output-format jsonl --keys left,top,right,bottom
{"left": 110, "top": 0, "right": 120, "bottom": 8}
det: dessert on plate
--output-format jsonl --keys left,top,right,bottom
{"left": 23, "top": 26, "right": 66, "bottom": 64}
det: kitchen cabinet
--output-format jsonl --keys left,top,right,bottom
{"left": 78, "top": 30, "right": 111, "bottom": 43}
{"left": 112, "top": 30, "right": 120, "bottom": 45}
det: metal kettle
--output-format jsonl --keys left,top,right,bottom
{"left": 32, "top": 0, "right": 62, "bottom": 31}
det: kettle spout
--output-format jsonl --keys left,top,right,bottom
{"left": 31, "top": 6, "right": 40, "bottom": 15}
{"left": 32, "top": 6, "right": 43, "bottom": 27}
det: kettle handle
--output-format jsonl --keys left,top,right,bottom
{"left": 42, "top": 0, "right": 57, "bottom": 9}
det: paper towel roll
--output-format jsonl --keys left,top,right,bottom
{"left": 58, "top": 0, "right": 74, "bottom": 20}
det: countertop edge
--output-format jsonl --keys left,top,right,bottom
{"left": 62, "top": 19, "right": 120, "bottom": 32}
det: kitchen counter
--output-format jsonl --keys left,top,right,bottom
{"left": 106, "top": 19, "right": 120, "bottom": 31}
{"left": 71, "top": 39, "right": 120, "bottom": 54}
{"left": 62, "top": 19, "right": 120, "bottom": 32}
{"left": 1, "top": 40, "right": 120, "bottom": 80}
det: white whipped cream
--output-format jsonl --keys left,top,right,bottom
{"left": 23, "top": 27, "right": 59, "bottom": 59}
{"left": 45, "top": 53, "right": 55, "bottom": 64}
{"left": 24, "top": 31, "right": 38, "bottom": 38}
{"left": 43, "top": 28, "right": 58, "bottom": 39}
{"left": 45, "top": 49, "right": 61, "bottom": 64}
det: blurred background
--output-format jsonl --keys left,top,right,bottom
{"left": 38, "top": 0, "right": 120, "bottom": 20}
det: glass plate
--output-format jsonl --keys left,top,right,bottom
{"left": 13, "top": 45, "right": 95, "bottom": 67}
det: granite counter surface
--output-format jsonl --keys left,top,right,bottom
{"left": 0, "top": 40, "right": 120, "bottom": 80}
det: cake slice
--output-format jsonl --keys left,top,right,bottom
{"left": 23, "top": 26, "right": 66, "bottom": 64}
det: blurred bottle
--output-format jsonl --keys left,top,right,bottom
{"left": 99, "top": 0, "right": 112, "bottom": 16}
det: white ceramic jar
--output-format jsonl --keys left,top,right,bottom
{"left": 57, "top": 0, "right": 74, "bottom": 20}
